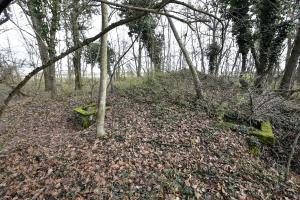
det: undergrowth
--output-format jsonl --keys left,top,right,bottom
{"left": 114, "top": 70, "right": 300, "bottom": 175}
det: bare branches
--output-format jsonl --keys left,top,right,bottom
{"left": 0, "top": 15, "right": 142, "bottom": 117}
{"left": 0, "top": 0, "right": 178, "bottom": 117}
{"left": 92, "top": 0, "right": 210, "bottom": 24}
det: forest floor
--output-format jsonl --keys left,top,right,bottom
{"left": 0, "top": 89, "right": 300, "bottom": 199}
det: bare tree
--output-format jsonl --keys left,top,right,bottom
{"left": 96, "top": 2, "right": 109, "bottom": 137}
{"left": 166, "top": 13, "right": 203, "bottom": 98}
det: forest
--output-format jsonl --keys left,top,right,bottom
{"left": 0, "top": 0, "right": 300, "bottom": 199}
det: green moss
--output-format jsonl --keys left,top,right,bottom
{"left": 74, "top": 104, "right": 110, "bottom": 128}
{"left": 251, "top": 121, "right": 275, "bottom": 144}
{"left": 74, "top": 104, "right": 97, "bottom": 116}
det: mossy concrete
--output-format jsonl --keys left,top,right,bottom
{"left": 74, "top": 104, "right": 110, "bottom": 128}
{"left": 251, "top": 121, "right": 275, "bottom": 144}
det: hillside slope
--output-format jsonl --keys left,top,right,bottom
{"left": 0, "top": 72, "right": 299, "bottom": 199}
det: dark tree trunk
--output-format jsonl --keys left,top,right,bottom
{"left": 240, "top": 52, "right": 247, "bottom": 77}
{"left": 280, "top": 26, "right": 300, "bottom": 90}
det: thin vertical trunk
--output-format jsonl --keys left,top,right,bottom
{"left": 166, "top": 13, "right": 203, "bottom": 98}
{"left": 137, "top": 37, "right": 142, "bottom": 77}
{"left": 232, "top": 50, "right": 240, "bottom": 75}
{"left": 63, "top": 0, "right": 72, "bottom": 82}
{"left": 72, "top": 0, "right": 82, "bottom": 90}
{"left": 96, "top": 2, "right": 109, "bottom": 137}
{"left": 297, "top": 61, "right": 300, "bottom": 85}
{"left": 131, "top": 36, "right": 138, "bottom": 74}
{"left": 280, "top": 26, "right": 300, "bottom": 90}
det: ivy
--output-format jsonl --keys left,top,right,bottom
{"left": 120, "top": 0, "right": 163, "bottom": 71}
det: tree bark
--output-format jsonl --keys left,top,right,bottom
{"left": 297, "top": 61, "right": 300, "bottom": 85}
{"left": 71, "top": 0, "right": 82, "bottom": 90}
{"left": 280, "top": 26, "right": 300, "bottom": 90}
{"left": 240, "top": 52, "right": 247, "bottom": 77}
{"left": 27, "top": 3, "right": 52, "bottom": 92}
{"left": 96, "top": 2, "right": 109, "bottom": 137}
{"left": 137, "top": 37, "right": 142, "bottom": 77}
{"left": 166, "top": 13, "right": 203, "bottom": 98}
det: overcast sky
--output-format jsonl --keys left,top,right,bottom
{"left": 0, "top": 0, "right": 240, "bottom": 77}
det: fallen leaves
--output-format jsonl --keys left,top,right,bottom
{"left": 0, "top": 95, "right": 299, "bottom": 199}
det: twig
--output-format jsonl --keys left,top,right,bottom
{"left": 285, "top": 131, "right": 300, "bottom": 181}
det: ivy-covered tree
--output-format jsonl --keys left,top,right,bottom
{"left": 120, "top": 0, "right": 163, "bottom": 72}
{"left": 222, "top": 0, "right": 252, "bottom": 77}
{"left": 206, "top": 42, "right": 221, "bottom": 75}
{"left": 23, "top": 0, "right": 61, "bottom": 97}
{"left": 254, "top": 0, "right": 293, "bottom": 88}
{"left": 63, "top": 0, "right": 100, "bottom": 89}
{"left": 84, "top": 42, "right": 116, "bottom": 76}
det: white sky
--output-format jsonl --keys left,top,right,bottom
{"left": 0, "top": 0, "right": 244, "bottom": 78}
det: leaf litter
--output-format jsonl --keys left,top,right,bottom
{"left": 0, "top": 94, "right": 299, "bottom": 199}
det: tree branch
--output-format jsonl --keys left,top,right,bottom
{"left": 92, "top": 0, "right": 210, "bottom": 24}
{"left": 0, "top": 15, "right": 142, "bottom": 117}
{"left": 0, "top": 0, "right": 174, "bottom": 117}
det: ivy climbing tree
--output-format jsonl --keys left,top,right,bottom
{"left": 121, "top": 0, "right": 163, "bottom": 72}
{"left": 254, "top": 0, "right": 293, "bottom": 88}
{"left": 22, "top": 0, "right": 61, "bottom": 97}
{"left": 222, "top": 0, "right": 252, "bottom": 77}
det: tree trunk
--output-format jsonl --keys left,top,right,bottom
{"left": 240, "top": 52, "right": 247, "bottom": 77}
{"left": 63, "top": 0, "right": 72, "bottom": 82}
{"left": 166, "top": 13, "right": 203, "bottom": 98}
{"left": 27, "top": 0, "right": 58, "bottom": 96}
{"left": 71, "top": 0, "right": 82, "bottom": 90}
{"left": 297, "top": 61, "right": 300, "bottom": 85}
{"left": 231, "top": 50, "right": 240, "bottom": 75}
{"left": 280, "top": 26, "right": 300, "bottom": 90}
{"left": 96, "top": 2, "right": 109, "bottom": 137}
{"left": 137, "top": 37, "right": 142, "bottom": 77}
{"left": 27, "top": 7, "right": 52, "bottom": 92}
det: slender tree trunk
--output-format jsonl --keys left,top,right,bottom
{"left": 71, "top": 0, "right": 82, "bottom": 90}
{"left": 285, "top": 131, "right": 300, "bottom": 181}
{"left": 96, "top": 2, "right": 109, "bottom": 137}
{"left": 131, "top": 36, "right": 138, "bottom": 74}
{"left": 137, "top": 37, "right": 142, "bottom": 77}
{"left": 63, "top": 0, "right": 72, "bottom": 82}
{"left": 297, "top": 61, "right": 300, "bottom": 85}
{"left": 166, "top": 13, "right": 203, "bottom": 98}
{"left": 231, "top": 50, "right": 240, "bottom": 75}
{"left": 280, "top": 26, "right": 300, "bottom": 90}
